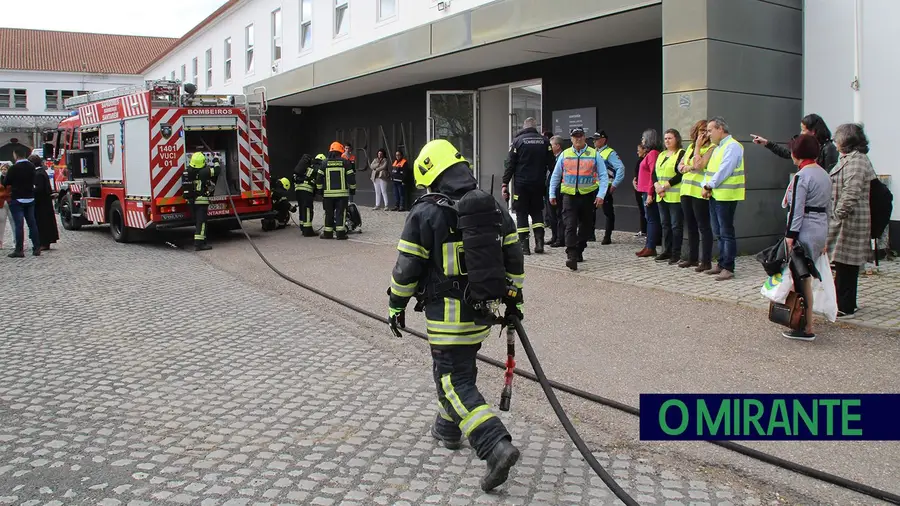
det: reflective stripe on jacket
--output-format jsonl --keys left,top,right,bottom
{"left": 317, "top": 157, "right": 356, "bottom": 197}
{"left": 705, "top": 137, "right": 746, "bottom": 201}
{"left": 655, "top": 148, "right": 685, "bottom": 204}
{"left": 559, "top": 146, "right": 600, "bottom": 196}
{"left": 681, "top": 143, "right": 712, "bottom": 199}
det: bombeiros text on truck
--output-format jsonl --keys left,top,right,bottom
{"left": 41, "top": 79, "right": 275, "bottom": 243}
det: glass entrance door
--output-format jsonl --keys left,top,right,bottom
{"left": 427, "top": 91, "right": 478, "bottom": 176}
{"left": 509, "top": 81, "right": 542, "bottom": 141}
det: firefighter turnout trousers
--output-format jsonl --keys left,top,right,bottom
{"left": 323, "top": 197, "right": 349, "bottom": 239}
{"left": 562, "top": 190, "right": 598, "bottom": 260}
{"left": 297, "top": 190, "right": 316, "bottom": 236}
{"left": 274, "top": 199, "right": 291, "bottom": 228}
{"left": 431, "top": 344, "right": 511, "bottom": 459}
{"left": 513, "top": 183, "right": 545, "bottom": 247}
{"left": 192, "top": 202, "right": 209, "bottom": 246}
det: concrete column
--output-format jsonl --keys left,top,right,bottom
{"left": 662, "top": 0, "right": 803, "bottom": 253}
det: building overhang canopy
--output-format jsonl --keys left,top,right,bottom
{"left": 257, "top": 0, "right": 662, "bottom": 108}
{"left": 0, "top": 114, "right": 69, "bottom": 133}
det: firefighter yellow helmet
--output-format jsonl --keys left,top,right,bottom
{"left": 315, "top": 153, "right": 326, "bottom": 160}
{"left": 189, "top": 151, "right": 206, "bottom": 169}
{"left": 413, "top": 139, "right": 468, "bottom": 189}
{"left": 279, "top": 177, "right": 291, "bottom": 191}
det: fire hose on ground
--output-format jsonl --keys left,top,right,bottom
{"left": 216, "top": 189, "right": 900, "bottom": 505}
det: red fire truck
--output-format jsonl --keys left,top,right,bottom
{"left": 44, "top": 80, "right": 274, "bottom": 242}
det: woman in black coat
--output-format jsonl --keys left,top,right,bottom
{"left": 29, "top": 154, "right": 59, "bottom": 251}
{"left": 751, "top": 113, "right": 839, "bottom": 171}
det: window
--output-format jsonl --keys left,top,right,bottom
{"left": 192, "top": 57, "right": 199, "bottom": 86}
{"left": 245, "top": 24, "right": 255, "bottom": 73}
{"left": 377, "top": 0, "right": 396, "bottom": 21}
{"left": 205, "top": 48, "right": 213, "bottom": 88}
{"left": 300, "top": 0, "right": 312, "bottom": 50}
{"left": 224, "top": 37, "right": 233, "bottom": 81}
{"left": 335, "top": 0, "right": 349, "bottom": 37}
{"left": 271, "top": 9, "right": 282, "bottom": 64}
{"left": 0, "top": 89, "right": 27, "bottom": 109}
{"left": 180, "top": 64, "right": 186, "bottom": 83}
{"left": 45, "top": 90, "right": 76, "bottom": 110}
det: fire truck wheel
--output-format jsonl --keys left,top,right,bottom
{"left": 58, "top": 196, "right": 82, "bottom": 231}
{"left": 108, "top": 200, "right": 133, "bottom": 243}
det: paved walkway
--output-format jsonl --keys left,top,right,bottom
{"left": 0, "top": 228, "right": 777, "bottom": 504}
{"left": 349, "top": 205, "right": 900, "bottom": 332}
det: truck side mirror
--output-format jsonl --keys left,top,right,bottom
{"left": 43, "top": 143, "right": 54, "bottom": 160}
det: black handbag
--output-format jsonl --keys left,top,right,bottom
{"left": 756, "top": 238, "right": 789, "bottom": 276}
{"left": 768, "top": 292, "right": 807, "bottom": 330}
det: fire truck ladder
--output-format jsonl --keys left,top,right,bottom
{"left": 246, "top": 87, "right": 268, "bottom": 194}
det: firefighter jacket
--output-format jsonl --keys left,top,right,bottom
{"left": 191, "top": 159, "right": 219, "bottom": 204}
{"left": 316, "top": 154, "right": 356, "bottom": 198}
{"left": 503, "top": 127, "right": 555, "bottom": 188}
{"left": 388, "top": 163, "right": 526, "bottom": 347}
{"left": 273, "top": 177, "right": 293, "bottom": 202}
{"left": 293, "top": 156, "right": 317, "bottom": 193}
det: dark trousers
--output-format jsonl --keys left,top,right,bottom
{"left": 297, "top": 190, "right": 315, "bottom": 230}
{"left": 681, "top": 196, "right": 712, "bottom": 263}
{"left": 659, "top": 200, "right": 684, "bottom": 259}
{"left": 274, "top": 198, "right": 291, "bottom": 226}
{"left": 601, "top": 186, "right": 615, "bottom": 239}
{"left": 513, "top": 184, "right": 545, "bottom": 237}
{"left": 710, "top": 198, "right": 738, "bottom": 272}
{"left": 634, "top": 188, "right": 647, "bottom": 234}
{"left": 8, "top": 200, "right": 39, "bottom": 253}
{"left": 392, "top": 181, "right": 406, "bottom": 209}
{"left": 432, "top": 344, "right": 509, "bottom": 460}
{"left": 562, "top": 191, "right": 596, "bottom": 259}
{"left": 833, "top": 262, "right": 860, "bottom": 314}
{"left": 323, "top": 197, "right": 349, "bottom": 233}
{"left": 191, "top": 202, "right": 208, "bottom": 244}
{"left": 545, "top": 198, "right": 564, "bottom": 241}
{"left": 643, "top": 193, "right": 661, "bottom": 249}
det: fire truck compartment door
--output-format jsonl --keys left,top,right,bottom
{"left": 183, "top": 117, "right": 237, "bottom": 130}
{"left": 99, "top": 122, "right": 123, "bottom": 182}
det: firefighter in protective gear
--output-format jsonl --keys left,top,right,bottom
{"left": 187, "top": 151, "right": 219, "bottom": 251}
{"left": 272, "top": 176, "right": 295, "bottom": 229}
{"left": 387, "top": 139, "right": 525, "bottom": 492}
{"left": 316, "top": 142, "right": 356, "bottom": 240}
{"left": 293, "top": 153, "right": 320, "bottom": 237}
{"left": 503, "top": 118, "right": 555, "bottom": 255}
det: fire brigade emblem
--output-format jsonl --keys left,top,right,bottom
{"left": 107, "top": 134, "right": 115, "bottom": 163}
{"left": 160, "top": 123, "right": 172, "bottom": 139}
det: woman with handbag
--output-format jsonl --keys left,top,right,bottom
{"left": 781, "top": 135, "right": 832, "bottom": 340}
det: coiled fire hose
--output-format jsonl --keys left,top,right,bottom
{"left": 216, "top": 187, "right": 900, "bottom": 505}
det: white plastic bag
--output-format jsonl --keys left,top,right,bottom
{"left": 760, "top": 266, "right": 792, "bottom": 303}
{"left": 811, "top": 255, "right": 838, "bottom": 322}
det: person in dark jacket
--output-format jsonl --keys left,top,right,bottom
{"left": 29, "top": 154, "right": 59, "bottom": 251}
{"left": 502, "top": 118, "right": 555, "bottom": 255}
{"left": 390, "top": 150, "right": 409, "bottom": 211}
{"left": 387, "top": 138, "right": 525, "bottom": 493}
{"left": 751, "top": 113, "right": 839, "bottom": 171}
{"left": 2, "top": 151, "right": 40, "bottom": 257}
{"left": 317, "top": 142, "right": 356, "bottom": 239}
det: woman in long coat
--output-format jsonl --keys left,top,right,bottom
{"left": 29, "top": 154, "right": 59, "bottom": 251}
{"left": 827, "top": 124, "right": 876, "bottom": 317}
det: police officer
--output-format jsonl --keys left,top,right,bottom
{"left": 293, "top": 153, "right": 320, "bottom": 237}
{"left": 592, "top": 131, "right": 625, "bottom": 245}
{"left": 502, "top": 117, "right": 555, "bottom": 255}
{"left": 317, "top": 142, "right": 356, "bottom": 240}
{"left": 187, "top": 152, "right": 219, "bottom": 251}
{"left": 387, "top": 139, "right": 525, "bottom": 492}
{"left": 272, "top": 176, "right": 295, "bottom": 229}
{"left": 548, "top": 128, "right": 608, "bottom": 270}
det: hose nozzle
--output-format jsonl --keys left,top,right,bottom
{"left": 499, "top": 385, "right": 512, "bottom": 411}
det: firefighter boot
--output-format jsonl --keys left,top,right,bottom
{"left": 480, "top": 438, "right": 520, "bottom": 492}
{"left": 301, "top": 226, "right": 317, "bottom": 237}
{"left": 431, "top": 415, "right": 463, "bottom": 450}
{"left": 195, "top": 241, "right": 212, "bottom": 251}
{"left": 320, "top": 230, "right": 334, "bottom": 239}
{"left": 336, "top": 230, "right": 348, "bottom": 240}
{"left": 533, "top": 228, "right": 545, "bottom": 254}
{"left": 519, "top": 233, "right": 531, "bottom": 255}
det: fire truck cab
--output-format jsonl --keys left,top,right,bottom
{"left": 44, "top": 80, "right": 275, "bottom": 243}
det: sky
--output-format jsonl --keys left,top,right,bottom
{"left": 1, "top": 0, "right": 229, "bottom": 38}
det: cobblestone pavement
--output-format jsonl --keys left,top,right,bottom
{"left": 346, "top": 205, "right": 900, "bottom": 332}
{"left": 0, "top": 228, "right": 785, "bottom": 504}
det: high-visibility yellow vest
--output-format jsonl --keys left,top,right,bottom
{"left": 705, "top": 136, "right": 745, "bottom": 201}
{"left": 559, "top": 146, "right": 600, "bottom": 196}
{"left": 598, "top": 146, "right": 615, "bottom": 185}
{"left": 654, "top": 148, "right": 684, "bottom": 204}
{"left": 681, "top": 143, "right": 712, "bottom": 199}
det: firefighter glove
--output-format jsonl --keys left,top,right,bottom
{"left": 389, "top": 307, "right": 406, "bottom": 338}
{"left": 505, "top": 302, "right": 524, "bottom": 322}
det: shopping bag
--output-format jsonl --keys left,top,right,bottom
{"left": 760, "top": 266, "right": 793, "bottom": 304}
{"left": 811, "top": 255, "right": 838, "bottom": 322}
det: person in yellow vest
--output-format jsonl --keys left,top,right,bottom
{"left": 652, "top": 129, "right": 686, "bottom": 264}
{"left": 548, "top": 127, "right": 608, "bottom": 271}
{"left": 702, "top": 117, "right": 745, "bottom": 281}
{"left": 592, "top": 131, "right": 625, "bottom": 245}
{"left": 677, "top": 119, "right": 715, "bottom": 272}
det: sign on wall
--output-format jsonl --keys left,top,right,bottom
{"left": 552, "top": 107, "right": 597, "bottom": 136}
